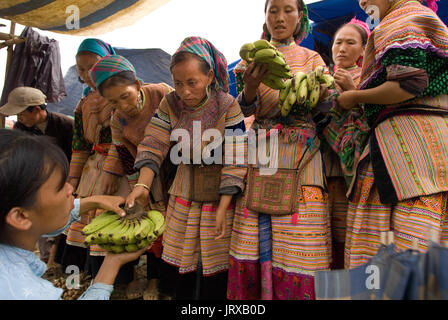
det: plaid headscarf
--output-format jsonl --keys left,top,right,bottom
{"left": 77, "top": 38, "right": 116, "bottom": 57}
{"left": 174, "top": 36, "right": 229, "bottom": 92}
{"left": 89, "top": 55, "right": 136, "bottom": 91}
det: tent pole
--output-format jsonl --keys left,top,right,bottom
{"left": 1, "top": 21, "right": 16, "bottom": 129}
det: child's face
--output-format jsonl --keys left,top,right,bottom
{"left": 76, "top": 52, "right": 102, "bottom": 89}
{"left": 171, "top": 58, "right": 213, "bottom": 108}
{"left": 28, "top": 167, "right": 74, "bottom": 235}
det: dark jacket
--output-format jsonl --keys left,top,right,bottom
{"left": 13, "top": 111, "right": 74, "bottom": 162}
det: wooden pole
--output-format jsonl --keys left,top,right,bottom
{"left": 1, "top": 21, "right": 16, "bottom": 129}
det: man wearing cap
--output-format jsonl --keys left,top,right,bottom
{"left": 0, "top": 86, "right": 74, "bottom": 269}
{"left": 0, "top": 86, "right": 74, "bottom": 162}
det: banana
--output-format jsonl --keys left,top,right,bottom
{"left": 96, "top": 232, "right": 110, "bottom": 244}
{"left": 279, "top": 79, "right": 293, "bottom": 102}
{"left": 276, "top": 50, "right": 285, "bottom": 60}
{"left": 253, "top": 39, "right": 274, "bottom": 50}
{"left": 297, "top": 78, "right": 309, "bottom": 105}
{"left": 110, "top": 245, "right": 125, "bottom": 254}
{"left": 84, "top": 233, "right": 98, "bottom": 246}
{"left": 154, "top": 222, "right": 166, "bottom": 237}
{"left": 121, "top": 220, "right": 137, "bottom": 244}
{"left": 125, "top": 243, "right": 139, "bottom": 253}
{"left": 137, "top": 237, "right": 151, "bottom": 249}
{"left": 292, "top": 72, "right": 307, "bottom": 92}
{"left": 306, "top": 71, "right": 317, "bottom": 90}
{"left": 148, "top": 210, "right": 165, "bottom": 236}
{"left": 314, "top": 66, "right": 325, "bottom": 79}
{"left": 239, "top": 43, "right": 256, "bottom": 62}
{"left": 281, "top": 99, "right": 292, "bottom": 117}
{"left": 99, "top": 244, "right": 113, "bottom": 252}
{"left": 287, "top": 88, "right": 297, "bottom": 106}
{"left": 269, "top": 68, "right": 293, "bottom": 79}
{"left": 262, "top": 76, "right": 286, "bottom": 90}
{"left": 82, "top": 211, "right": 120, "bottom": 235}
{"left": 319, "top": 74, "right": 335, "bottom": 88}
{"left": 308, "top": 84, "right": 321, "bottom": 109}
{"left": 108, "top": 219, "right": 130, "bottom": 245}
{"left": 253, "top": 48, "right": 277, "bottom": 62}
{"left": 263, "top": 55, "right": 287, "bottom": 68}
{"left": 135, "top": 218, "right": 155, "bottom": 240}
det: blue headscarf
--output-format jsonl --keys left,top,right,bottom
{"left": 77, "top": 39, "right": 116, "bottom": 96}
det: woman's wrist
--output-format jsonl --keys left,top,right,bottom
{"left": 93, "top": 255, "right": 121, "bottom": 285}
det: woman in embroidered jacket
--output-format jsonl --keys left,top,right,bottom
{"left": 322, "top": 0, "right": 448, "bottom": 269}
{"left": 125, "top": 37, "right": 247, "bottom": 300}
{"left": 64, "top": 39, "right": 129, "bottom": 279}
{"left": 228, "top": 0, "right": 332, "bottom": 300}
{"left": 89, "top": 55, "right": 173, "bottom": 299}
{"left": 326, "top": 18, "right": 371, "bottom": 269}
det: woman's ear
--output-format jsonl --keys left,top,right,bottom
{"left": 208, "top": 70, "right": 215, "bottom": 86}
{"left": 5, "top": 208, "right": 33, "bottom": 231}
{"left": 135, "top": 79, "right": 142, "bottom": 91}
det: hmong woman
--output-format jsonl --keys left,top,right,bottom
{"left": 323, "top": 0, "right": 448, "bottom": 269}
{"left": 89, "top": 54, "right": 174, "bottom": 299}
{"left": 63, "top": 39, "right": 133, "bottom": 288}
{"left": 125, "top": 36, "right": 247, "bottom": 300}
{"left": 228, "top": 0, "right": 332, "bottom": 300}
{"left": 326, "top": 18, "right": 371, "bottom": 269}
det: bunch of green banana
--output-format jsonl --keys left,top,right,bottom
{"left": 239, "top": 39, "right": 292, "bottom": 90}
{"left": 278, "top": 66, "right": 336, "bottom": 116}
{"left": 82, "top": 205, "right": 166, "bottom": 254}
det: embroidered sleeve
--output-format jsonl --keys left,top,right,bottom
{"left": 134, "top": 97, "right": 172, "bottom": 173}
{"left": 103, "top": 112, "right": 125, "bottom": 177}
{"left": 382, "top": 48, "right": 429, "bottom": 96}
{"left": 69, "top": 111, "right": 91, "bottom": 179}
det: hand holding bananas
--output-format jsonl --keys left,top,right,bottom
{"left": 241, "top": 63, "right": 270, "bottom": 104}
{"left": 82, "top": 202, "right": 166, "bottom": 254}
{"left": 239, "top": 40, "right": 292, "bottom": 91}
{"left": 278, "top": 66, "right": 336, "bottom": 117}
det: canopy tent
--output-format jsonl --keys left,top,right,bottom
{"left": 228, "top": 0, "right": 448, "bottom": 97}
{"left": 0, "top": 0, "right": 171, "bottom": 36}
{"left": 47, "top": 47, "right": 173, "bottom": 116}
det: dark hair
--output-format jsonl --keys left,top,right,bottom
{"left": 98, "top": 71, "right": 138, "bottom": 96}
{"left": 334, "top": 23, "right": 369, "bottom": 47}
{"left": 263, "top": 0, "right": 306, "bottom": 42}
{"left": 170, "top": 51, "right": 211, "bottom": 75}
{"left": 0, "top": 129, "right": 69, "bottom": 235}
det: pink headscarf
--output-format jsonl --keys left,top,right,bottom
{"left": 425, "top": 0, "right": 439, "bottom": 12}
{"left": 347, "top": 17, "right": 372, "bottom": 67}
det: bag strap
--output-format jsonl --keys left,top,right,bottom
{"left": 290, "top": 138, "right": 321, "bottom": 216}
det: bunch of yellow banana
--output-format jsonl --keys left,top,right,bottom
{"left": 239, "top": 39, "right": 292, "bottom": 90}
{"left": 82, "top": 207, "right": 165, "bottom": 254}
{"left": 278, "top": 66, "right": 335, "bottom": 116}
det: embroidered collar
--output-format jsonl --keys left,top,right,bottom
{"left": 271, "top": 38, "right": 295, "bottom": 48}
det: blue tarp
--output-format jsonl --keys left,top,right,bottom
{"left": 228, "top": 0, "right": 448, "bottom": 97}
